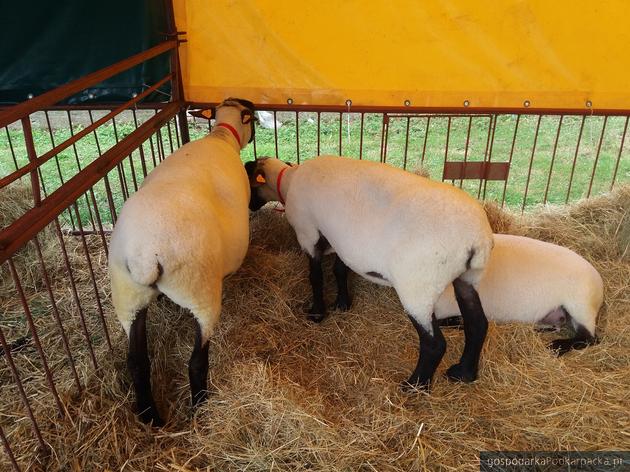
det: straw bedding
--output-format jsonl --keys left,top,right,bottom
{"left": 0, "top": 183, "right": 628, "bottom": 471}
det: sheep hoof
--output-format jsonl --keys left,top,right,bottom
{"left": 548, "top": 336, "right": 597, "bottom": 356}
{"left": 307, "top": 312, "right": 327, "bottom": 323}
{"left": 192, "top": 390, "right": 209, "bottom": 408}
{"left": 445, "top": 363, "right": 477, "bottom": 383}
{"left": 138, "top": 408, "right": 164, "bottom": 427}
{"left": 399, "top": 379, "right": 430, "bottom": 393}
{"left": 331, "top": 296, "right": 352, "bottom": 312}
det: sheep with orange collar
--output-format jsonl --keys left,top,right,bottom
{"left": 109, "top": 98, "right": 255, "bottom": 426}
{"left": 435, "top": 233, "right": 602, "bottom": 354}
{"left": 246, "top": 156, "right": 494, "bottom": 391}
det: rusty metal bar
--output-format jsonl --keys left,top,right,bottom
{"left": 0, "top": 103, "right": 179, "bottom": 264}
{"left": 0, "top": 318, "right": 48, "bottom": 453}
{"left": 53, "top": 219, "right": 99, "bottom": 370}
{"left": 381, "top": 114, "right": 389, "bottom": 163}
{"left": 148, "top": 132, "right": 158, "bottom": 167}
{"left": 87, "top": 189, "right": 109, "bottom": 257}
{"left": 317, "top": 113, "right": 321, "bottom": 156}
{"left": 273, "top": 111, "right": 279, "bottom": 157}
{"left": 112, "top": 117, "right": 134, "bottom": 196}
{"left": 521, "top": 115, "right": 543, "bottom": 211}
{"left": 338, "top": 112, "right": 343, "bottom": 155}
{"left": 543, "top": 116, "right": 564, "bottom": 204}
{"left": 295, "top": 111, "right": 300, "bottom": 164}
{"left": 586, "top": 116, "right": 609, "bottom": 198}
{"left": 421, "top": 116, "right": 431, "bottom": 164}
{"left": 33, "top": 235, "right": 82, "bottom": 392}
{"left": 166, "top": 120, "right": 175, "bottom": 154}
{"left": 0, "top": 423, "right": 20, "bottom": 472}
{"left": 477, "top": 115, "right": 495, "bottom": 199}
{"left": 611, "top": 116, "right": 629, "bottom": 190}
{"left": 459, "top": 117, "right": 473, "bottom": 188}
{"left": 4, "top": 126, "right": 19, "bottom": 171}
{"left": 500, "top": 115, "right": 521, "bottom": 207}
{"left": 403, "top": 116, "right": 410, "bottom": 169}
{"left": 8, "top": 258, "right": 65, "bottom": 414}
{"left": 132, "top": 109, "right": 149, "bottom": 178}
{"left": 442, "top": 116, "right": 451, "bottom": 181}
{"left": 43, "top": 111, "right": 69, "bottom": 197}
{"left": 359, "top": 113, "right": 365, "bottom": 159}
{"left": 0, "top": 40, "right": 177, "bottom": 128}
{"left": 71, "top": 203, "right": 112, "bottom": 350}
{"left": 0, "top": 75, "right": 172, "bottom": 191}
{"left": 566, "top": 116, "right": 587, "bottom": 203}
{"left": 20, "top": 117, "right": 42, "bottom": 206}
{"left": 173, "top": 115, "right": 181, "bottom": 148}
{"left": 481, "top": 115, "right": 498, "bottom": 200}
{"left": 190, "top": 101, "right": 630, "bottom": 117}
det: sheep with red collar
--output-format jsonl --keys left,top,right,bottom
{"left": 109, "top": 98, "right": 255, "bottom": 426}
{"left": 435, "top": 233, "right": 602, "bottom": 354}
{"left": 245, "top": 156, "right": 494, "bottom": 391}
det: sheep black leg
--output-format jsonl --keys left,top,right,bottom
{"left": 331, "top": 254, "right": 352, "bottom": 311}
{"left": 548, "top": 323, "right": 598, "bottom": 356}
{"left": 189, "top": 320, "right": 210, "bottom": 408}
{"left": 446, "top": 278, "right": 488, "bottom": 383}
{"left": 401, "top": 314, "right": 446, "bottom": 392}
{"left": 307, "top": 254, "right": 327, "bottom": 322}
{"left": 127, "top": 308, "right": 164, "bottom": 426}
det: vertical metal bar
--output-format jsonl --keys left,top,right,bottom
{"left": 0, "top": 424, "right": 20, "bottom": 472}
{"left": 88, "top": 110, "right": 120, "bottom": 222}
{"left": 157, "top": 125, "right": 166, "bottom": 162}
{"left": 72, "top": 203, "right": 113, "bottom": 350}
{"left": 338, "top": 112, "right": 343, "bottom": 155}
{"left": 177, "top": 109, "right": 190, "bottom": 145}
{"left": 610, "top": 116, "right": 629, "bottom": 190}
{"left": 380, "top": 114, "right": 388, "bottom": 163}
{"left": 521, "top": 115, "right": 543, "bottom": 212}
{"left": 8, "top": 258, "right": 65, "bottom": 414}
{"left": 481, "top": 115, "right": 498, "bottom": 200}
{"left": 295, "top": 111, "right": 300, "bottom": 164}
{"left": 132, "top": 109, "right": 149, "bottom": 177}
{"left": 543, "top": 116, "right": 564, "bottom": 204}
{"left": 500, "top": 115, "right": 521, "bottom": 207}
{"left": 33, "top": 235, "right": 82, "bottom": 391}
{"left": 88, "top": 188, "right": 109, "bottom": 257}
{"left": 402, "top": 116, "right": 411, "bottom": 169}
{"left": 566, "top": 116, "right": 587, "bottom": 203}
{"left": 148, "top": 132, "right": 158, "bottom": 168}
{"left": 421, "top": 116, "right": 431, "bottom": 164}
{"left": 0, "top": 321, "right": 48, "bottom": 453}
{"left": 273, "top": 111, "right": 279, "bottom": 157}
{"left": 44, "top": 111, "right": 68, "bottom": 192}
{"left": 459, "top": 116, "right": 473, "bottom": 188}
{"left": 65, "top": 111, "right": 94, "bottom": 231}
{"left": 317, "top": 112, "right": 321, "bottom": 156}
{"left": 53, "top": 219, "right": 99, "bottom": 370}
{"left": 252, "top": 125, "right": 258, "bottom": 158}
{"left": 111, "top": 118, "right": 131, "bottom": 199}
{"left": 586, "top": 116, "right": 608, "bottom": 198}
{"left": 20, "top": 116, "right": 42, "bottom": 205}
{"left": 477, "top": 115, "right": 494, "bottom": 198}
{"left": 442, "top": 116, "right": 451, "bottom": 182}
{"left": 114, "top": 117, "right": 139, "bottom": 192}
{"left": 166, "top": 120, "right": 175, "bottom": 154}
{"left": 173, "top": 115, "right": 181, "bottom": 148}
{"left": 4, "top": 126, "right": 19, "bottom": 170}
{"left": 359, "top": 113, "right": 365, "bottom": 159}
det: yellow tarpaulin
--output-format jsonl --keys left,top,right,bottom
{"left": 173, "top": 0, "right": 630, "bottom": 110}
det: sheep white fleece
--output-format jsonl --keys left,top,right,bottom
{"left": 282, "top": 156, "right": 494, "bottom": 332}
{"left": 109, "top": 126, "right": 250, "bottom": 341}
{"left": 434, "top": 234, "right": 603, "bottom": 335}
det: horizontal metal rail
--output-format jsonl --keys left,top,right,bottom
{"left": 0, "top": 74, "right": 174, "bottom": 189}
{"left": 0, "top": 40, "right": 177, "bottom": 128}
{"left": 0, "top": 102, "right": 179, "bottom": 264}
{"left": 189, "top": 101, "right": 630, "bottom": 116}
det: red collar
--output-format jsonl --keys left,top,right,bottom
{"left": 216, "top": 122, "right": 241, "bottom": 147}
{"left": 276, "top": 166, "right": 289, "bottom": 205}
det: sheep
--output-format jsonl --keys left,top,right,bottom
{"left": 245, "top": 156, "right": 494, "bottom": 391}
{"left": 109, "top": 98, "right": 255, "bottom": 425}
{"left": 434, "top": 233, "right": 602, "bottom": 354}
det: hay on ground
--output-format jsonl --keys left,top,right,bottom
{"left": 0, "top": 184, "right": 628, "bottom": 471}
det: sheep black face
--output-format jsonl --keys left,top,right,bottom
{"left": 245, "top": 159, "right": 268, "bottom": 211}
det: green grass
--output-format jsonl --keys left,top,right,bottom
{"left": 1, "top": 113, "right": 628, "bottom": 229}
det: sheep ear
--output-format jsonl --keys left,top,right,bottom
{"left": 255, "top": 174, "right": 266, "bottom": 184}
{"left": 251, "top": 170, "right": 266, "bottom": 187}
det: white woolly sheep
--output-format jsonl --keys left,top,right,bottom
{"left": 109, "top": 98, "right": 255, "bottom": 425}
{"left": 435, "top": 233, "right": 602, "bottom": 354}
{"left": 245, "top": 156, "right": 494, "bottom": 391}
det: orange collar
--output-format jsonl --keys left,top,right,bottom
{"left": 216, "top": 122, "right": 241, "bottom": 147}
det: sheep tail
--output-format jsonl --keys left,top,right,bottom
{"left": 466, "top": 237, "right": 494, "bottom": 272}
{"left": 125, "top": 254, "right": 164, "bottom": 288}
